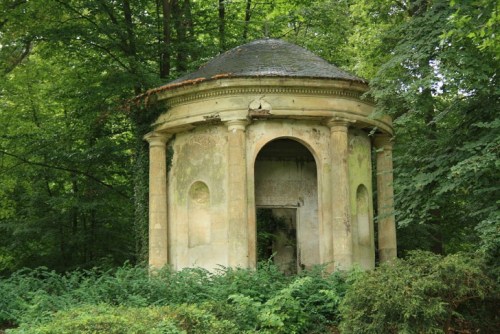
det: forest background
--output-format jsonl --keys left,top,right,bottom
{"left": 0, "top": 0, "right": 498, "bottom": 332}
{"left": 1, "top": 0, "right": 497, "bottom": 274}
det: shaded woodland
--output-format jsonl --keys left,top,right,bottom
{"left": 0, "top": 0, "right": 498, "bottom": 274}
{"left": 0, "top": 1, "right": 499, "bottom": 333}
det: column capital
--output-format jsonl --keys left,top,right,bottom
{"left": 326, "top": 117, "right": 354, "bottom": 132}
{"left": 225, "top": 119, "right": 250, "bottom": 132}
{"left": 374, "top": 133, "right": 394, "bottom": 150}
{"left": 144, "top": 132, "right": 172, "bottom": 146}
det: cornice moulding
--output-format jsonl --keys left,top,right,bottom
{"left": 155, "top": 78, "right": 372, "bottom": 107}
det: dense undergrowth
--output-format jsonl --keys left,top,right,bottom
{"left": 0, "top": 251, "right": 498, "bottom": 333}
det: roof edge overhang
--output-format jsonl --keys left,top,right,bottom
{"left": 141, "top": 76, "right": 372, "bottom": 107}
{"left": 144, "top": 77, "right": 393, "bottom": 136}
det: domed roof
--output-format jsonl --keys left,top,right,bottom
{"left": 171, "top": 38, "right": 365, "bottom": 85}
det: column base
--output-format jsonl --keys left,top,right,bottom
{"left": 379, "top": 248, "right": 397, "bottom": 263}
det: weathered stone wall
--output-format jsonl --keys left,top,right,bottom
{"left": 146, "top": 74, "right": 392, "bottom": 271}
{"left": 168, "top": 124, "right": 229, "bottom": 270}
{"left": 348, "top": 129, "right": 375, "bottom": 269}
{"left": 164, "top": 120, "right": 376, "bottom": 271}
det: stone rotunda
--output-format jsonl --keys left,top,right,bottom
{"left": 143, "top": 38, "right": 396, "bottom": 272}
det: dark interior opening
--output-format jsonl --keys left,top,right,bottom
{"left": 256, "top": 207, "right": 298, "bottom": 275}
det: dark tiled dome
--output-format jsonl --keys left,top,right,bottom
{"left": 171, "top": 38, "right": 365, "bottom": 84}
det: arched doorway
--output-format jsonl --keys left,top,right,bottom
{"left": 254, "top": 138, "right": 319, "bottom": 273}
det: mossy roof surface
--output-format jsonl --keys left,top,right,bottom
{"left": 170, "top": 38, "right": 366, "bottom": 85}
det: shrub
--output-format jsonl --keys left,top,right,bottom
{"left": 256, "top": 267, "right": 348, "bottom": 334}
{"left": 8, "top": 253, "right": 495, "bottom": 334}
{"left": 292, "top": 266, "right": 349, "bottom": 331}
{"left": 339, "top": 251, "right": 499, "bottom": 333}
{"left": 208, "top": 265, "right": 348, "bottom": 333}
{"left": 0, "top": 265, "right": 156, "bottom": 325}
{"left": 9, "top": 303, "right": 240, "bottom": 334}
{"left": 0, "top": 262, "right": 334, "bottom": 332}
{"left": 207, "top": 260, "right": 290, "bottom": 303}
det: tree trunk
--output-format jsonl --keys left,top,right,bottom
{"left": 172, "top": 0, "right": 188, "bottom": 72}
{"left": 160, "top": 0, "right": 171, "bottom": 78}
{"left": 243, "top": 0, "right": 251, "bottom": 41}
{"left": 183, "top": 0, "right": 194, "bottom": 38}
{"left": 218, "top": 0, "right": 226, "bottom": 51}
{"left": 122, "top": 0, "right": 141, "bottom": 94}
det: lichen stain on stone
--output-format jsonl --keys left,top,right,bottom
{"left": 171, "top": 126, "right": 227, "bottom": 206}
{"left": 311, "top": 128, "right": 321, "bottom": 141}
{"left": 344, "top": 217, "right": 351, "bottom": 234}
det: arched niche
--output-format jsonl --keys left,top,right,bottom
{"left": 355, "top": 184, "right": 374, "bottom": 269}
{"left": 188, "top": 181, "right": 211, "bottom": 248}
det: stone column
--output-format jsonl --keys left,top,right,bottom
{"left": 374, "top": 134, "right": 397, "bottom": 262}
{"left": 145, "top": 132, "right": 171, "bottom": 269}
{"left": 226, "top": 119, "right": 249, "bottom": 267}
{"left": 328, "top": 119, "right": 353, "bottom": 270}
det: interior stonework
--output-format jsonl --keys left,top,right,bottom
{"left": 142, "top": 39, "right": 397, "bottom": 272}
{"left": 255, "top": 139, "right": 319, "bottom": 269}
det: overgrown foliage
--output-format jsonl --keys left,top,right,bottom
{"left": 1, "top": 1, "right": 498, "bottom": 331}
{"left": 0, "top": 0, "right": 357, "bottom": 274}
{"left": 1, "top": 252, "right": 497, "bottom": 333}
{"left": 11, "top": 304, "right": 239, "bottom": 334}
{"left": 349, "top": 0, "right": 499, "bottom": 259}
{"left": 1, "top": 0, "right": 497, "bottom": 274}
{"left": 340, "top": 251, "right": 499, "bottom": 333}
{"left": 1, "top": 262, "right": 349, "bottom": 333}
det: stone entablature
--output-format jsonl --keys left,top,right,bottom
{"left": 151, "top": 78, "right": 393, "bottom": 136}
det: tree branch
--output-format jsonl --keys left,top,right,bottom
{"left": 0, "top": 150, "right": 130, "bottom": 199}
{"left": 79, "top": 37, "right": 131, "bottom": 71}
{"left": 2, "top": 40, "right": 32, "bottom": 74}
